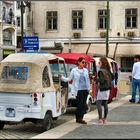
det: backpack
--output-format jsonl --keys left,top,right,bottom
{"left": 99, "top": 69, "right": 112, "bottom": 90}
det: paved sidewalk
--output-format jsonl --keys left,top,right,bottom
{"left": 32, "top": 94, "right": 140, "bottom": 139}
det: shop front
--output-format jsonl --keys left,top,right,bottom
{"left": 3, "top": 49, "right": 15, "bottom": 59}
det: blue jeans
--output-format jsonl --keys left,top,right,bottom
{"left": 131, "top": 78, "right": 140, "bottom": 101}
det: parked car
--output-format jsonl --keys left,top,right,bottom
{"left": 56, "top": 53, "right": 97, "bottom": 112}
{"left": 94, "top": 57, "right": 119, "bottom": 103}
{"left": 0, "top": 52, "right": 68, "bottom": 131}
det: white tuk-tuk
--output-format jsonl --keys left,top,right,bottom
{"left": 0, "top": 52, "right": 68, "bottom": 131}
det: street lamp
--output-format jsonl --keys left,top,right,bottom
{"left": 21, "top": 1, "right": 24, "bottom": 38}
{"left": 20, "top": 1, "right": 26, "bottom": 50}
{"left": 20, "top": 1, "right": 31, "bottom": 49}
{"left": 106, "top": 0, "right": 109, "bottom": 57}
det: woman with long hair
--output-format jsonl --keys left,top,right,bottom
{"left": 93, "top": 57, "right": 113, "bottom": 125}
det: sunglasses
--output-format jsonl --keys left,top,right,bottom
{"left": 81, "top": 61, "right": 86, "bottom": 64}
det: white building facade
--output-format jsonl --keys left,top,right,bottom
{"left": 0, "top": 1, "right": 17, "bottom": 60}
{"left": 31, "top": 1, "right": 140, "bottom": 92}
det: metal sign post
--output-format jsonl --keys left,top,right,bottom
{"left": 106, "top": 0, "right": 109, "bottom": 57}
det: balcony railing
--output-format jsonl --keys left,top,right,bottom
{"left": 2, "top": 17, "right": 16, "bottom": 26}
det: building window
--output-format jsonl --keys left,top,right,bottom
{"left": 72, "top": 10, "right": 83, "bottom": 29}
{"left": 120, "top": 57, "right": 134, "bottom": 72}
{"left": 2, "top": 2, "right": 15, "bottom": 24}
{"left": 16, "top": 17, "right": 20, "bottom": 27}
{"left": 125, "top": 8, "right": 137, "bottom": 29}
{"left": 17, "top": 36, "right": 22, "bottom": 48}
{"left": 16, "top": 1, "right": 21, "bottom": 9}
{"left": 98, "top": 9, "right": 109, "bottom": 29}
{"left": 2, "top": 6, "right": 6, "bottom": 21}
{"left": 27, "top": 11, "right": 33, "bottom": 27}
{"left": 8, "top": 8, "right": 14, "bottom": 24}
{"left": 46, "top": 11, "right": 57, "bottom": 30}
{"left": 3, "top": 30, "right": 12, "bottom": 46}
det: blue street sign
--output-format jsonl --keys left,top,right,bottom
{"left": 22, "top": 36, "right": 39, "bottom": 51}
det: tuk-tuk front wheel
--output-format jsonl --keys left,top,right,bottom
{"left": 42, "top": 112, "right": 52, "bottom": 131}
{"left": 0, "top": 121, "right": 5, "bottom": 130}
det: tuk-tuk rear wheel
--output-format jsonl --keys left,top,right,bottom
{"left": 42, "top": 112, "right": 52, "bottom": 131}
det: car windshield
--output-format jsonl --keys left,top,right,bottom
{"left": 0, "top": 66, "right": 28, "bottom": 84}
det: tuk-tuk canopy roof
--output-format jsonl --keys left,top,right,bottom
{"left": 1, "top": 52, "right": 64, "bottom": 66}
{"left": 94, "top": 57, "right": 118, "bottom": 73}
{"left": 0, "top": 52, "right": 64, "bottom": 93}
{"left": 94, "top": 57, "right": 116, "bottom": 64}
{"left": 56, "top": 53, "right": 95, "bottom": 64}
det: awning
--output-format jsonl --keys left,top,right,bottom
{"left": 63, "top": 44, "right": 89, "bottom": 53}
{"left": 63, "top": 43, "right": 140, "bottom": 57}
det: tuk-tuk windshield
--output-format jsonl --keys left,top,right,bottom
{"left": 50, "top": 64, "right": 66, "bottom": 77}
{"left": 65, "top": 64, "right": 76, "bottom": 75}
{"left": 0, "top": 66, "right": 28, "bottom": 84}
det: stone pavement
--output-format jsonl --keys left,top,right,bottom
{"left": 32, "top": 94, "right": 140, "bottom": 139}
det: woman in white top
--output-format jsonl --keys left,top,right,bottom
{"left": 60, "top": 57, "right": 90, "bottom": 124}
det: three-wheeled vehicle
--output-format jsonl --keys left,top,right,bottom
{"left": 56, "top": 53, "right": 97, "bottom": 112}
{"left": 94, "top": 57, "right": 118, "bottom": 103}
{"left": 0, "top": 52, "right": 68, "bottom": 131}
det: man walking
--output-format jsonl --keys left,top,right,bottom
{"left": 129, "top": 55, "right": 140, "bottom": 103}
